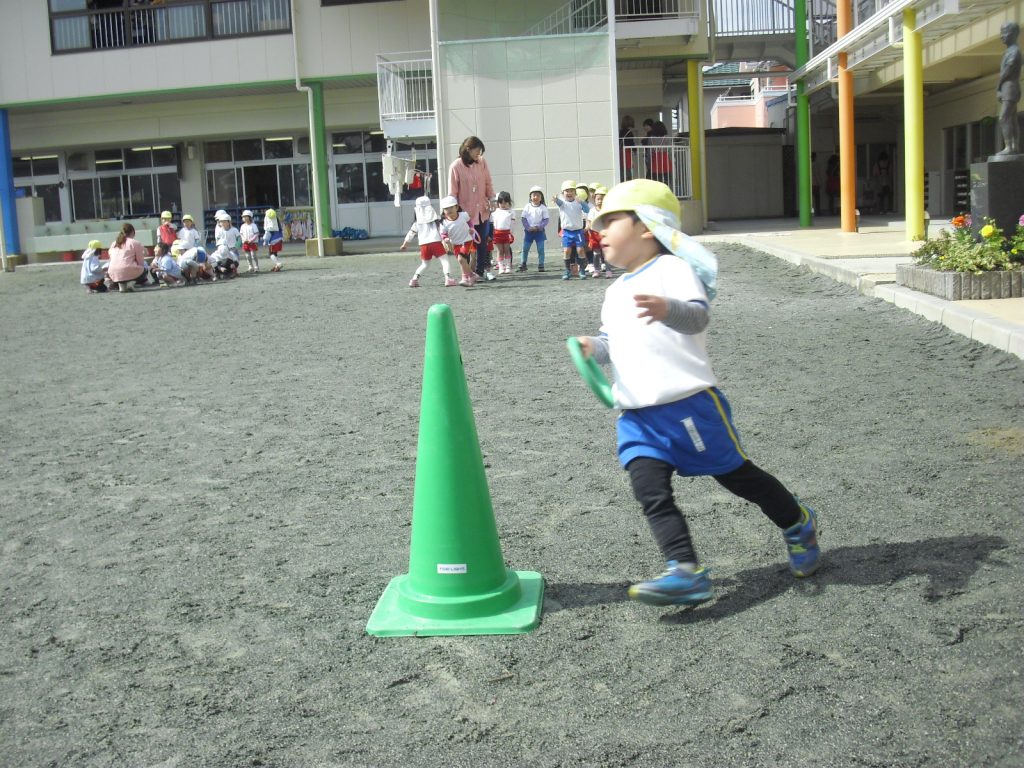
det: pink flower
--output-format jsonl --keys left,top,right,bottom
{"left": 1019, "top": 213, "right": 1024, "bottom": 226}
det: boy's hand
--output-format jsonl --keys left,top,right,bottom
{"left": 399, "top": 242, "right": 407, "bottom": 251}
{"left": 634, "top": 294, "right": 668, "bottom": 324}
{"left": 575, "top": 336, "right": 594, "bottom": 358}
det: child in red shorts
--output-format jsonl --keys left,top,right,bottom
{"left": 401, "top": 196, "right": 457, "bottom": 288}
{"left": 491, "top": 191, "right": 516, "bottom": 274}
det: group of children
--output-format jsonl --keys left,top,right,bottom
{"left": 401, "top": 180, "right": 615, "bottom": 288}
{"left": 81, "top": 208, "right": 285, "bottom": 292}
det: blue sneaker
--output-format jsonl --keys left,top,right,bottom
{"left": 783, "top": 503, "right": 820, "bottom": 577}
{"left": 561, "top": 269, "right": 571, "bottom": 280}
{"left": 628, "top": 561, "right": 713, "bottom": 606}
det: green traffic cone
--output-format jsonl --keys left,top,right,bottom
{"left": 366, "top": 304, "right": 544, "bottom": 637}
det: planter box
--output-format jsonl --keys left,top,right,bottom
{"left": 896, "top": 263, "right": 1024, "bottom": 301}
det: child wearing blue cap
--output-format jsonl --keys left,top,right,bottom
{"left": 575, "top": 179, "right": 820, "bottom": 608}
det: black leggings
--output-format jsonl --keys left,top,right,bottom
{"left": 626, "top": 457, "right": 802, "bottom": 565}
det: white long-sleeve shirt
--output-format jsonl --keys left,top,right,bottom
{"left": 404, "top": 219, "right": 443, "bottom": 246}
{"left": 80, "top": 248, "right": 107, "bottom": 284}
{"left": 553, "top": 196, "right": 585, "bottom": 230}
{"left": 522, "top": 202, "right": 549, "bottom": 230}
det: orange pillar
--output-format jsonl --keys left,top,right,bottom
{"left": 838, "top": 0, "right": 856, "bottom": 232}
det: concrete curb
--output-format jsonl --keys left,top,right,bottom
{"left": 711, "top": 235, "right": 1024, "bottom": 361}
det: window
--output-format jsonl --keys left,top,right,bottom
{"left": 204, "top": 135, "right": 311, "bottom": 208}
{"left": 49, "top": 0, "right": 291, "bottom": 54}
{"left": 331, "top": 132, "right": 438, "bottom": 205}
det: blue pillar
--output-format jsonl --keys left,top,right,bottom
{"left": 0, "top": 109, "right": 21, "bottom": 255}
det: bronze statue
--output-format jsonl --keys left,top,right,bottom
{"left": 995, "top": 21, "right": 1021, "bottom": 157}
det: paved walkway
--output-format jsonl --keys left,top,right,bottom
{"left": 697, "top": 216, "right": 1024, "bottom": 360}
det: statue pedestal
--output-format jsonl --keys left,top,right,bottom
{"left": 970, "top": 157, "right": 1024, "bottom": 237}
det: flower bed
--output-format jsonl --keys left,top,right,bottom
{"left": 898, "top": 213, "right": 1024, "bottom": 300}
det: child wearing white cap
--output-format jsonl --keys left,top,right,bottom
{"left": 438, "top": 195, "right": 478, "bottom": 286}
{"left": 401, "top": 196, "right": 457, "bottom": 287}
{"left": 240, "top": 210, "right": 261, "bottom": 273}
{"left": 79, "top": 240, "right": 109, "bottom": 293}
{"left": 574, "top": 179, "right": 820, "bottom": 609}
{"left": 211, "top": 212, "right": 240, "bottom": 280}
{"left": 519, "top": 185, "right": 549, "bottom": 272}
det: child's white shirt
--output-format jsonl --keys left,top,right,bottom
{"left": 439, "top": 212, "right": 473, "bottom": 245}
{"left": 263, "top": 215, "right": 280, "bottom": 233}
{"left": 554, "top": 197, "right": 585, "bottom": 230}
{"left": 177, "top": 226, "right": 203, "bottom": 250}
{"left": 216, "top": 226, "right": 241, "bottom": 249}
{"left": 600, "top": 255, "right": 717, "bottom": 409}
{"left": 522, "top": 203, "right": 549, "bottom": 230}
{"left": 404, "top": 219, "right": 443, "bottom": 246}
{"left": 586, "top": 206, "right": 602, "bottom": 230}
{"left": 178, "top": 247, "right": 200, "bottom": 267}
{"left": 240, "top": 222, "right": 260, "bottom": 244}
{"left": 80, "top": 249, "right": 106, "bottom": 284}
{"left": 491, "top": 208, "right": 515, "bottom": 231}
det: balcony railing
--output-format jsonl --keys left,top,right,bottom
{"left": 49, "top": 0, "right": 291, "bottom": 54}
{"left": 523, "top": 0, "right": 697, "bottom": 37}
{"left": 377, "top": 53, "right": 434, "bottom": 122}
{"left": 619, "top": 137, "right": 692, "bottom": 199}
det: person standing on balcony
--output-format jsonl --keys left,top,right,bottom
{"left": 448, "top": 136, "right": 496, "bottom": 282}
{"left": 620, "top": 115, "right": 637, "bottom": 181}
{"left": 647, "top": 121, "right": 673, "bottom": 191}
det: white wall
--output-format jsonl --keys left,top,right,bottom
{"left": 439, "top": 34, "right": 616, "bottom": 205}
{"left": 0, "top": 1, "right": 428, "bottom": 105}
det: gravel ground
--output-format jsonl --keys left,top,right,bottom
{"left": 1, "top": 245, "right": 1022, "bottom": 768}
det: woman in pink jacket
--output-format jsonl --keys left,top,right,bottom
{"left": 447, "top": 136, "right": 495, "bottom": 281}
{"left": 107, "top": 223, "right": 148, "bottom": 293}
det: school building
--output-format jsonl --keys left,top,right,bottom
{"left": 0, "top": 1, "right": 1020, "bottom": 260}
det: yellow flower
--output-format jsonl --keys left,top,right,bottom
{"left": 980, "top": 224, "right": 995, "bottom": 238}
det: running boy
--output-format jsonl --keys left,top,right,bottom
{"left": 574, "top": 179, "right": 820, "bottom": 607}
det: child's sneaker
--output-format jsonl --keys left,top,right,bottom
{"left": 408, "top": 277, "right": 420, "bottom": 288}
{"left": 537, "top": 265, "right": 545, "bottom": 272}
{"left": 604, "top": 269, "right": 613, "bottom": 279}
{"left": 517, "top": 263, "right": 527, "bottom": 273}
{"left": 485, "top": 271, "right": 496, "bottom": 281}
{"left": 459, "top": 275, "right": 472, "bottom": 286}
{"left": 444, "top": 277, "right": 458, "bottom": 287}
{"left": 628, "top": 561, "right": 713, "bottom": 606}
{"left": 783, "top": 503, "right": 820, "bottom": 577}
{"left": 562, "top": 270, "right": 571, "bottom": 280}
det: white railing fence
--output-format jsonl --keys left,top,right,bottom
{"left": 377, "top": 53, "right": 434, "bottom": 121}
{"left": 525, "top": 0, "right": 607, "bottom": 37}
{"left": 50, "top": 0, "right": 290, "bottom": 52}
{"left": 619, "top": 138, "right": 692, "bottom": 199}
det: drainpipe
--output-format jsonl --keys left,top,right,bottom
{"left": 429, "top": 0, "right": 445, "bottom": 186}
{"left": 290, "top": 0, "right": 325, "bottom": 258}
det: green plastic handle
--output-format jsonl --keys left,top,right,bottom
{"left": 566, "top": 337, "right": 615, "bottom": 409}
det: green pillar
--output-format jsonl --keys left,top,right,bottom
{"left": 309, "top": 81, "right": 332, "bottom": 239}
{"left": 795, "top": 0, "right": 812, "bottom": 226}
{"left": 687, "top": 59, "right": 703, "bottom": 203}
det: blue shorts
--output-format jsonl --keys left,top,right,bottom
{"left": 561, "top": 229, "right": 585, "bottom": 248}
{"left": 617, "top": 388, "right": 748, "bottom": 477}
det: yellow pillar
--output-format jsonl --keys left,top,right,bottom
{"left": 838, "top": 0, "right": 856, "bottom": 232}
{"left": 903, "top": 9, "right": 925, "bottom": 240}
{"left": 687, "top": 59, "right": 703, "bottom": 204}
